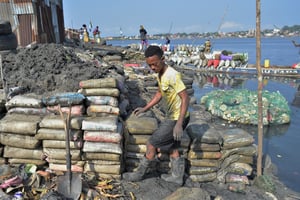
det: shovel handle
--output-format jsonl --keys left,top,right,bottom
{"left": 58, "top": 105, "right": 72, "bottom": 192}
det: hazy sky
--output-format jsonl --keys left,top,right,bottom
{"left": 63, "top": 0, "right": 299, "bottom": 37}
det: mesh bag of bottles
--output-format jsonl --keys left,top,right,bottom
{"left": 200, "top": 89, "right": 290, "bottom": 125}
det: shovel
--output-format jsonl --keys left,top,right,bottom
{"left": 57, "top": 105, "right": 82, "bottom": 199}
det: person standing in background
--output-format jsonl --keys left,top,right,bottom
{"left": 93, "top": 26, "right": 101, "bottom": 43}
{"left": 139, "top": 25, "right": 148, "bottom": 51}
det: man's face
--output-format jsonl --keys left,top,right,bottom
{"left": 146, "top": 55, "right": 164, "bottom": 73}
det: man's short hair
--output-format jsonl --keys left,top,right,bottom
{"left": 145, "top": 45, "right": 163, "bottom": 58}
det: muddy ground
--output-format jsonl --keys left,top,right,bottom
{"left": 0, "top": 42, "right": 300, "bottom": 199}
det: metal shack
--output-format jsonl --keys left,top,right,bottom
{"left": 0, "top": 0, "right": 64, "bottom": 47}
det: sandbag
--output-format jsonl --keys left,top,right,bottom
{"left": 186, "top": 122, "right": 222, "bottom": 144}
{"left": 5, "top": 95, "right": 44, "bottom": 109}
{"left": 49, "top": 163, "right": 83, "bottom": 172}
{"left": 189, "top": 173, "right": 217, "bottom": 182}
{"left": 35, "top": 128, "right": 82, "bottom": 141}
{"left": 82, "top": 141, "right": 122, "bottom": 154}
{"left": 7, "top": 107, "right": 50, "bottom": 115}
{"left": 39, "top": 115, "right": 83, "bottom": 129}
{"left": 86, "top": 96, "right": 118, "bottom": 106}
{"left": 4, "top": 146, "right": 43, "bottom": 159}
{"left": 228, "top": 162, "right": 253, "bottom": 176}
{"left": 79, "top": 78, "right": 118, "bottom": 89}
{"left": 78, "top": 88, "right": 120, "bottom": 97}
{"left": 0, "top": 114, "right": 42, "bottom": 135}
{"left": 188, "top": 150, "right": 222, "bottom": 160}
{"left": 85, "top": 172, "right": 121, "bottom": 180}
{"left": 220, "top": 128, "right": 254, "bottom": 150}
{"left": 8, "top": 158, "right": 46, "bottom": 165}
{"left": 225, "top": 173, "right": 249, "bottom": 185}
{"left": 0, "top": 133, "right": 41, "bottom": 149}
{"left": 42, "top": 139, "right": 83, "bottom": 149}
{"left": 82, "top": 152, "right": 121, "bottom": 161}
{"left": 125, "top": 132, "right": 150, "bottom": 145}
{"left": 126, "top": 144, "right": 147, "bottom": 153}
{"left": 86, "top": 160, "right": 121, "bottom": 165}
{"left": 83, "top": 122, "right": 123, "bottom": 143}
{"left": 83, "top": 163, "right": 121, "bottom": 174}
{"left": 190, "top": 140, "right": 221, "bottom": 152}
{"left": 221, "top": 145, "right": 257, "bottom": 158}
{"left": 47, "top": 104, "right": 86, "bottom": 116}
{"left": 86, "top": 105, "right": 119, "bottom": 115}
{"left": 43, "top": 148, "right": 81, "bottom": 160}
{"left": 188, "top": 166, "right": 219, "bottom": 175}
{"left": 42, "top": 92, "right": 85, "bottom": 106}
{"left": 82, "top": 116, "right": 118, "bottom": 131}
{"left": 126, "top": 115, "right": 158, "bottom": 134}
{"left": 189, "top": 159, "right": 220, "bottom": 168}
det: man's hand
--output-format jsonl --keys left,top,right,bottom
{"left": 173, "top": 123, "right": 183, "bottom": 141}
{"left": 133, "top": 107, "right": 145, "bottom": 116}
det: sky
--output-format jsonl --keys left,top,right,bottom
{"left": 63, "top": 0, "right": 300, "bottom": 37}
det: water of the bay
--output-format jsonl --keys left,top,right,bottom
{"left": 108, "top": 37, "right": 300, "bottom": 192}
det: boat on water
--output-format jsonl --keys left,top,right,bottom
{"left": 162, "top": 44, "right": 300, "bottom": 78}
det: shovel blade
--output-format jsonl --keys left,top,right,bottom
{"left": 57, "top": 173, "right": 82, "bottom": 200}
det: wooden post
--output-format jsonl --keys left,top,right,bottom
{"left": 256, "top": 0, "right": 263, "bottom": 176}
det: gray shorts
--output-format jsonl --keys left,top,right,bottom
{"left": 148, "top": 116, "right": 190, "bottom": 152}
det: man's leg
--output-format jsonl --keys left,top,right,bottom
{"left": 161, "top": 148, "right": 185, "bottom": 186}
{"left": 122, "top": 142, "right": 156, "bottom": 182}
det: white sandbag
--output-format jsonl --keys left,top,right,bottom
{"left": 78, "top": 88, "right": 120, "bottom": 97}
{"left": 86, "top": 96, "right": 118, "bottom": 106}
{"left": 8, "top": 158, "right": 46, "bottom": 165}
{"left": 7, "top": 107, "right": 50, "bottom": 115}
{"left": 49, "top": 163, "right": 83, "bottom": 172}
{"left": 82, "top": 116, "right": 118, "bottom": 131}
{"left": 5, "top": 95, "right": 44, "bottom": 109}
{"left": 0, "top": 133, "right": 41, "bottom": 149}
{"left": 82, "top": 141, "right": 122, "bottom": 154}
{"left": 83, "top": 122, "right": 123, "bottom": 143}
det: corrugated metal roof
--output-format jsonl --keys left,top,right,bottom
{"left": 11, "top": 1, "right": 34, "bottom": 15}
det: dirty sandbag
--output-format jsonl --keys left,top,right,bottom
{"left": 228, "top": 162, "right": 253, "bottom": 176}
{"left": 190, "top": 140, "right": 221, "bottom": 152}
{"left": 0, "top": 133, "right": 41, "bottom": 149}
{"left": 43, "top": 148, "right": 81, "bottom": 160}
{"left": 83, "top": 163, "right": 121, "bottom": 174}
{"left": 86, "top": 95, "right": 118, "bottom": 106}
{"left": 42, "top": 92, "right": 85, "bottom": 106}
{"left": 126, "top": 115, "right": 158, "bottom": 134}
{"left": 221, "top": 145, "right": 257, "bottom": 159}
{"left": 5, "top": 94, "right": 43, "bottom": 110}
{"left": 189, "top": 172, "right": 217, "bottom": 182}
{"left": 86, "top": 104, "right": 120, "bottom": 115}
{"left": 188, "top": 166, "right": 219, "bottom": 175}
{"left": 225, "top": 173, "right": 249, "bottom": 185}
{"left": 42, "top": 139, "right": 83, "bottom": 149}
{"left": 82, "top": 141, "right": 122, "bottom": 154}
{"left": 82, "top": 152, "right": 121, "bottom": 161}
{"left": 126, "top": 144, "right": 147, "bottom": 153}
{"left": 39, "top": 115, "right": 83, "bottom": 129}
{"left": 186, "top": 123, "right": 222, "bottom": 144}
{"left": 220, "top": 128, "right": 254, "bottom": 150}
{"left": 83, "top": 123, "right": 123, "bottom": 143}
{"left": 4, "top": 146, "right": 43, "bottom": 159}
{"left": 189, "top": 159, "right": 220, "bottom": 168}
{"left": 188, "top": 150, "right": 222, "bottom": 160}
{"left": 35, "top": 128, "right": 82, "bottom": 141}
{"left": 125, "top": 132, "right": 150, "bottom": 144}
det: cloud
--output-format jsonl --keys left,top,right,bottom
{"left": 220, "top": 21, "right": 244, "bottom": 31}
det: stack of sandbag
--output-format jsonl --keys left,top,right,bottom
{"left": 217, "top": 128, "right": 256, "bottom": 192}
{"left": 79, "top": 78, "right": 123, "bottom": 179}
{"left": 81, "top": 115, "right": 123, "bottom": 179}
{"left": 186, "top": 120, "right": 223, "bottom": 183}
{"left": 38, "top": 92, "right": 86, "bottom": 172}
{"left": 78, "top": 78, "right": 120, "bottom": 117}
{"left": 0, "top": 94, "right": 46, "bottom": 165}
{"left": 124, "top": 114, "right": 160, "bottom": 172}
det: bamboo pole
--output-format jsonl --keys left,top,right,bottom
{"left": 256, "top": 0, "right": 263, "bottom": 176}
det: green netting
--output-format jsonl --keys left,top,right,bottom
{"left": 200, "top": 89, "right": 290, "bottom": 125}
